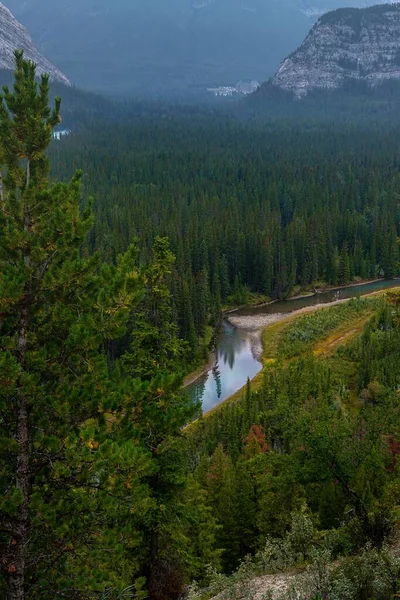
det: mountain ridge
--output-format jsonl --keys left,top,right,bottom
{"left": 3, "top": 0, "right": 396, "bottom": 97}
{"left": 0, "top": 2, "right": 70, "bottom": 86}
{"left": 268, "top": 3, "right": 400, "bottom": 98}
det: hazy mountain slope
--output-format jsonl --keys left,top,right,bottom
{"left": 0, "top": 2, "right": 69, "bottom": 84}
{"left": 3, "top": 0, "right": 395, "bottom": 96}
{"left": 269, "top": 3, "right": 400, "bottom": 98}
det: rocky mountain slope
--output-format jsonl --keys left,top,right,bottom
{"left": 270, "top": 3, "right": 400, "bottom": 98}
{"left": 0, "top": 2, "right": 69, "bottom": 85}
{"left": 3, "top": 0, "right": 395, "bottom": 97}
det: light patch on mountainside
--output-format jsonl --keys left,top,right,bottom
{"left": 271, "top": 4, "right": 400, "bottom": 97}
{"left": 0, "top": 1, "right": 70, "bottom": 84}
{"left": 4, "top": 0, "right": 399, "bottom": 96}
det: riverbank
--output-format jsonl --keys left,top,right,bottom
{"left": 183, "top": 278, "right": 400, "bottom": 392}
{"left": 202, "top": 284, "right": 400, "bottom": 417}
{"left": 228, "top": 282, "right": 400, "bottom": 334}
{"left": 227, "top": 277, "right": 393, "bottom": 314}
{"left": 287, "top": 277, "right": 385, "bottom": 301}
{"left": 183, "top": 351, "right": 216, "bottom": 388}
{"left": 227, "top": 297, "right": 349, "bottom": 335}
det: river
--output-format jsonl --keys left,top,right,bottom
{"left": 187, "top": 279, "right": 400, "bottom": 413}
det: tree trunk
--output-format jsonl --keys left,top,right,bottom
{"left": 8, "top": 196, "right": 32, "bottom": 600}
{"left": 7, "top": 304, "right": 30, "bottom": 600}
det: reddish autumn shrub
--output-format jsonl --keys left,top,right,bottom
{"left": 243, "top": 424, "right": 269, "bottom": 459}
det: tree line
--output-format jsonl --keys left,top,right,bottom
{"left": 0, "top": 53, "right": 216, "bottom": 600}
{"left": 1, "top": 54, "right": 400, "bottom": 599}
{"left": 186, "top": 295, "right": 400, "bottom": 577}
{"left": 51, "top": 109, "right": 400, "bottom": 361}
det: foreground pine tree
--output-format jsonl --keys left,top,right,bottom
{"left": 122, "top": 237, "right": 208, "bottom": 598}
{"left": 0, "top": 52, "right": 152, "bottom": 599}
{"left": 0, "top": 52, "right": 220, "bottom": 600}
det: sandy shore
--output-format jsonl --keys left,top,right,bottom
{"left": 227, "top": 284, "right": 400, "bottom": 360}
{"left": 227, "top": 297, "right": 355, "bottom": 331}
{"left": 227, "top": 298, "right": 353, "bottom": 359}
{"left": 185, "top": 283, "right": 400, "bottom": 389}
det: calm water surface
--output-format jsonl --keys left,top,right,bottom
{"left": 188, "top": 321, "right": 262, "bottom": 413}
{"left": 187, "top": 279, "right": 400, "bottom": 413}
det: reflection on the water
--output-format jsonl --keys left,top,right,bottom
{"left": 191, "top": 377, "right": 206, "bottom": 405}
{"left": 218, "top": 321, "right": 247, "bottom": 369}
{"left": 187, "top": 321, "right": 262, "bottom": 413}
{"left": 187, "top": 278, "right": 400, "bottom": 414}
{"left": 212, "top": 365, "right": 222, "bottom": 399}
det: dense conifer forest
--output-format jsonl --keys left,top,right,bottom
{"left": 50, "top": 106, "right": 400, "bottom": 364}
{"left": 1, "top": 55, "right": 400, "bottom": 599}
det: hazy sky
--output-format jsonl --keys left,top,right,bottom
{"left": 3, "top": 0, "right": 387, "bottom": 96}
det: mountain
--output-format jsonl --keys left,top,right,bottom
{"left": 0, "top": 2, "right": 69, "bottom": 85}
{"left": 269, "top": 3, "right": 400, "bottom": 98}
{"left": 2, "top": 0, "right": 394, "bottom": 97}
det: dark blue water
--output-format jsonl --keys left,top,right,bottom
{"left": 187, "top": 279, "right": 400, "bottom": 413}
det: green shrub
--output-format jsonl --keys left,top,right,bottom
{"left": 279, "top": 298, "right": 377, "bottom": 358}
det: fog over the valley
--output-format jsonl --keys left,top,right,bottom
{"left": 3, "top": 0, "right": 396, "bottom": 96}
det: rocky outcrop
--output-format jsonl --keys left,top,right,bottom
{"left": 0, "top": 2, "right": 70, "bottom": 85}
{"left": 271, "top": 3, "right": 400, "bottom": 98}
{"left": 4, "top": 0, "right": 386, "bottom": 96}
{"left": 3, "top": 0, "right": 397, "bottom": 96}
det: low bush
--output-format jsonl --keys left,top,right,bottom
{"left": 279, "top": 297, "right": 377, "bottom": 358}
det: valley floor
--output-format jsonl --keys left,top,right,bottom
{"left": 202, "top": 285, "right": 400, "bottom": 418}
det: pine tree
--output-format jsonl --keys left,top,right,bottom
{"left": 0, "top": 52, "right": 150, "bottom": 599}
{"left": 194, "top": 267, "right": 209, "bottom": 336}
{"left": 381, "top": 224, "right": 398, "bottom": 279}
{"left": 121, "top": 250, "right": 201, "bottom": 596}
{"left": 218, "top": 255, "right": 230, "bottom": 301}
{"left": 211, "top": 270, "right": 222, "bottom": 325}
{"left": 339, "top": 241, "right": 351, "bottom": 285}
{"left": 122, "top": 236, "right": 186, "bottom": 379}
{"left": 235, "top": 458, "right": 258, "bottom": 557}
{"left": 179, "top": 278, "right": 197, "bottom": 356}
{"left": 206, "top": 444, "right": 240, "bottom": 571}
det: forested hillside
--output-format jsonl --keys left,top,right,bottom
{"left": 51, "top": 109, "right": 400, "bottom": 363}
{"left": 1, "top": 55, "right": 400, "bottom": 600}
{"left": 185, "top": 292, "right": 400, "bottom": 598}
{"left": 0, "top": 53, "right": 212, "bottom": 600}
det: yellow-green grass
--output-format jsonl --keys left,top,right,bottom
{"left": 187, "top": 287, "right": 400, "bottom": 424}
{"left": 313, "top": 314, "right": 373, "bottom": 357}
{"left": 259, "top": 306, "right": 372, "bottom": 363}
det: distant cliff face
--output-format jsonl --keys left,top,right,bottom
{"left": 0, "top": 2, "right": 70, "bottom": 85}
{"left": 2, "top": 0, "right": 392, "bottom": 97}
{"left": 271, "top": 4, "right": 400, "bottom": 98}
